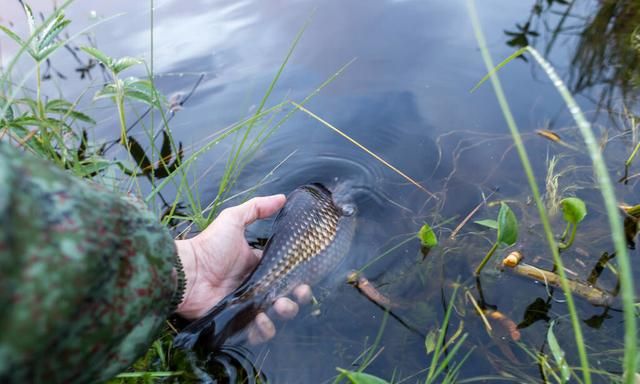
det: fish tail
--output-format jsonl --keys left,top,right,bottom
{"left": 173, "top": 297, "right": 261, "bottom": 350}
{"left": 173, "top": 298, "right": 231, "bottom": 349}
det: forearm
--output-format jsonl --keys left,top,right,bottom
{"left": 0, "top": 143, "right": 181, "bottom": 384}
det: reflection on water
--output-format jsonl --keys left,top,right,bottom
{"left": 3, "top": 0, "right": 639, "bottom": 382}
{"left": 503, "top": 0, "right": 640, "bottom": 108}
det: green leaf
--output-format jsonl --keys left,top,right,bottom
{"left": 81, "top": 46, "right": 113, "bottom": 68}
{"left": 45, "top": 99, "right": 72, "bottom": 111}
{"left": 45, "top": 99, "right": 96, "bottom": 124}
{"left": 122, "top": 78, "right": 162, "bottom": 107}
{"left": 0, "top": 25, "right": 26, "bottom": 48}
{"left": 497, "top": 202, "right": 518, "bottom": 246}
{"left": 112, "top": 57, "right": 143, "bottom": 74}
{"left": 336, "top": 368, "right": 389, "bottom": 384}
{"left": 94, "top": 83, "right": 118, "bottom": 100}
{"left": 547, "top": 321, "right": 571, "bottom": 383}
{"left": 22, "top": 3, "right": 36, "bottom": 38}
{"left": 425, "top": 329, "right": 438, "bottom": 354}
{"left": 0, "top": 98, "right": 14, "bottom": 121}
{"left": 418, "top": 223, "right": 438, "bottom": 247}
{"left": 37, "top": 15, "right": 70, "bottom": 52}
{"left": 61, "top": 110, "right": 96, "bottom": 124}
{"left": 560, "top": 197, "right": 587, "bottom": 225}
{"left": 15, "top": 97, "right": 38, "bottom": 113}
{"left": 34, "top": 41, "right": 65, "bottom": 62}
{"left": 475, "top": 219, "right": 499, "bottom": 230}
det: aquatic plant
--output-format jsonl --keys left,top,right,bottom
{"left": 468, "top": 1, "right": 638, "bottom": 381}
{"left": 558, "top": 197, "right": 587, "bottom": 250}
{"left": 474, "top": 202, "right": 518, "bottom": 275}
{"left": 467, "top": 1, "right": 592, "bottom": 382}
{"left": 334, "top": 286, "right": 470, "bottom": 384}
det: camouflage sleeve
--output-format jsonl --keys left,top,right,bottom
{"left": 0, "top": 143, "right": 185, "bottom": 384}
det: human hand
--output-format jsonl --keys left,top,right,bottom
{"left": 175, "top": 195, "right": 312, "bottom": 344}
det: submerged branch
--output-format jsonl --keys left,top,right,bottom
{"left": 506, "top": 263, "right": 613, "bottom": 306}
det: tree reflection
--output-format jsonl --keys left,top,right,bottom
{"left": 505, "top": 0, "right": 640, "bottom": 108}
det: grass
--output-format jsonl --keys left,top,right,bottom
{"left": 333, "top": 286, "right": 471, "bottom": 384}
{"left": 468, "top": 1, "right": 638, "bottom": 383}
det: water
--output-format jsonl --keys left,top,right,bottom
{"left": 2, "top": 0, "right": 639, "bottom": 382}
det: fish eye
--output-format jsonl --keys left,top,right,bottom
{"left": 340, "top": 203, "right": 356, "bottom": 217}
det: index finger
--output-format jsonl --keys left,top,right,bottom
{"left": 223, "top": 194, "right": 286, "bottom": 226}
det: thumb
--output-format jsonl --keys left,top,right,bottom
{"left": 224, "top": 194, "right": 286, "bottom": 226}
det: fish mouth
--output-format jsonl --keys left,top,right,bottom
{"left": 306, "top": 182, "right": 357, "bottom": 217}
{"left": 339, "top": 203, "right": 357, "bottom": 217}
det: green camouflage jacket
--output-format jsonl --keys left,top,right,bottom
{"left": 0, "top": 143, "right": 184, "bottom": 383}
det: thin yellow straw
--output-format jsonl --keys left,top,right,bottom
{"left": 292, "top": 102, "right": 437, "bottom": 199}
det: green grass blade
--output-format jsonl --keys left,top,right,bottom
{"left": 466, "top": 1, "right": 592, "bottom": 383}
{"left": 526, "top": 45, "right": 637, "bottom": 384}
{"left": 469, "top": 47, "right": 527, "bottom": 93}
{"left": 144, "top": 103, "right": 286, "bottom": 203}
{"left": 216, "top": 12, "right": 312, "bottom": 206}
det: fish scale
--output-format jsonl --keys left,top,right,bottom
{"left": 174, "top": 183, "right": 356, "bottom": 350}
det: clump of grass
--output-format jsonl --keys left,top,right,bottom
{"left": 334, "top": 285, "right": 471, "bottom": 384}
{"left": 2, "top": 2, "right": 360, "bottom": 382}
{"left": 468, "top": 1, "right": 638, "bottom": 382}
{"left": 467, "top": 1, "right": 591, "bottom": 382}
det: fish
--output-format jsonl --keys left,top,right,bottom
{"left": 174, "top": 183, "right": 357, "bottom": 350}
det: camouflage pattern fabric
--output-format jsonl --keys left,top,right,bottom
{"left": 0, "top": 143, "right": 183, "bottom": 383}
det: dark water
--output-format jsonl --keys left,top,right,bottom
{"left": 3, "top": 0, "right": 639, "bottom": 382}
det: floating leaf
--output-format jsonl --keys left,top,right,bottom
{"left": 497, "top": 202, "right": 518, "bottom": 246}
{"left": 336, "top": 369, "right": 389, "bottom": 384}
{"left": 418, "top": 223, "right": 438, "bottom": 247}
{"left": 560, "top": 197, "right": 587, "bottom": 225}
{"left": 475, "top": 219, "right": 499, "bottom": 230}
{"left": 547, "top": 321, "right": 571, "bottom": 383}
{"left": 425, "top": 329, "right": 438, "bottom": 354}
